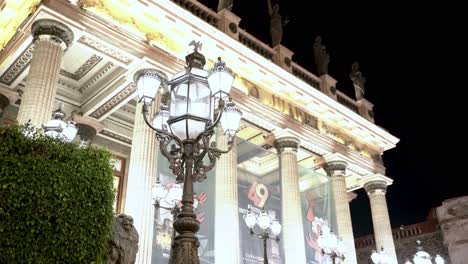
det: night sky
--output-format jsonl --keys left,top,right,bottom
{"left": 197, "top": 0, "right": 464, "bottom": 236}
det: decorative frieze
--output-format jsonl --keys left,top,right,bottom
{"left": 78, "top": 36, "right": 132, "bottom": 64}
{"left": 89, "top": 83, "right": 136, "bottom": 119}
{"left": 60, "top": 54, "right": 102, "bottom": 80}
{"left": 0, "top": 44, "right": 34, "bottom": 85}
{"left": 99, "top": 129, "right": 132, "bottom": 145}
{"left": 79, "top": 62, "right": 114, "bottom": 93}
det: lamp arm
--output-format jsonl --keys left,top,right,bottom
{"left": 204, "top": 99, "right": 225, "bottom": 131}
{"left": 142, "top": 104, "right": 180, "bottom": 144}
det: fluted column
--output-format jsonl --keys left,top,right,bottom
{"left": 124, "top": 100, "right": 159, "bottom": 264}
{"left": 214, "top": 125, "right": 240, "bottom": 263}
{"left": 274, "top": 136, "right": 307, "bottom": 264}
{"left": 324, "top": 160, "right": 357, "bottom": 264}
{"left": 16, "top": 19, "right": 73, "bottom": 127}
{"left": 364, "top": 181, "right": 397, "bottom": 264}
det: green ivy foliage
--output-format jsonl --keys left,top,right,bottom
{"left": 0, "top": 124, "right": 115, "bottom": 263}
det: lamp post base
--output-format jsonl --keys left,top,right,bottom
{"left": 169, "top": 234, "right": 200, "bottom": 264}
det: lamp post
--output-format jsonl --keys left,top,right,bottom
{"left": 316, "top": 227, "right": 346, "bottom": 264}
{"left": 42, "top": 105, "right": 77, "bottom": 142}
{"left": 243, "top": 209, "right": 282, "bottom": 264}
{"left": 404, "top": 240, "right": 445, "bottom": 264}
{"left": 371, "top": 247, "right": 391, "bottom": 264}
{"left": 135, "top": 42, "right": 242, "bottom": 263}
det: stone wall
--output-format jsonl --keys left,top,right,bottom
{"left": 437, "top": 196, "right": 468, "bottom": 264}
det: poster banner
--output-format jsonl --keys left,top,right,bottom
{"left": 299, "top": 167, "right": 335, "bottom": 264}
{"left": 237, "top": 139, "right": 283, "bottom": 264}
{"left": 152, "top": 152, "right": 215, "bottom": 263}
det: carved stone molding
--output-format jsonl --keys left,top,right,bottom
{"left": 99, "top": 129, "right": 132, "bottom": 145}
{"left": 0, "top": 44, "right": 34, "bottom": 85}
{"left": 273, "top": 136, "right": 300, "bottom": 153}
{"left": 364, "top": 180, "right": 388, "bottom": 195}
{"left": 78, "top": 36, "right": 132, "bottom": 64}
{"left": 60, "top": 54, "right": 102, "bottom": 80}
{"left": 32, "top": 19, "right": 74, "bottom": 49}
{"left": 79, "top": 62, "right": 114, "bottom": 93}
{"left": 324, "top": 160, "right": 348, "bottom": 176}
{"left": 89, "top": 83, "right": 136, "bottom": 119}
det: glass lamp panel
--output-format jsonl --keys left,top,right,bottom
{"left": 371, "top": 251, "right": 380, "bottom": 263}
{"left": 62, "top": 122, "right": 78, "bottom": 142}
{"left": 44, "top": 119, "right": 66, "bottom": 139}
{"left": 207, "top": 58, "right": 235, "bottom": 100}
{"left": 270, "top": 220, "right": 281, "bottom": 235}
{"left": 152, "top": 106, "right": 170, "bottom": 131}
{"left": 220, "top": 102, "right": 242, "bottom": 138}
{"left": 405, "top": 260, "right": 412, "bottom": 264}
{"left": 137, "top": 74, "right": 161, "bottom": 104}
{"left": 187, "top": 81, "right": 211, "bottom": 120}
{"left": 169, "top": 83, "right": 189, "bottom": 140}
{"left": 244, "top": 212, "right": 256, "bottom": 228}
{"left": 152, "top": 182, "right": 167, "bottom": 201}
{"left": 413, "top": 251, "right": 432, "bottom": 264}
{"left": 257, "top": 211, "right": 271, "bottom": 230}
{"left": 434, "top": 255, "right": 444, "bottom": 264}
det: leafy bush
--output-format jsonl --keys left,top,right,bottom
{"left": 0, "top": 125, "right": 115, "bottom": 263}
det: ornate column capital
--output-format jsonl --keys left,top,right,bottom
{"left": 273, "top": 136, "right": 300, "bottom": 153}
{"left": 364, "top": 180, "right": 388, "bottom": 195}
{"left": 323, "top": 160, "right": 348, "bottom": 176}
{"left": 31, "top": 19, "right": 74, "bottom": 50}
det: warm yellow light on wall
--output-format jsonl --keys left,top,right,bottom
{"left": 0, "top": 0, "right": 40, "bottom": 50}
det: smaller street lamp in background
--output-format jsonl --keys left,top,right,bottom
{"left": 42, "top": 104, "right": 77, "bottom": 142}
{"left": 244, "top": 209, "right": 282, "bottom": 264}
{"left": 404, "top": 240, "right": 445, "bottom": 264}
{"left": 371, "top": 247, "right": 391, "bottom": 264}
{"left": 316, "top": 226, "right": 346, "bottom": 264}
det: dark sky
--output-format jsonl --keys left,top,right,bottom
{"left": 198, "top": 0, "right": 464, "bottom": 236}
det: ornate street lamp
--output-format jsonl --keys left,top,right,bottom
{"left": 404, "top": 240, "right": 445, "bottom": 264}
{"left": 244, "top": 209, "right": 282, "bottom": 264}
{"left": 136, "top": 42, "right": 242, "bottom": 263}
{"left": 371, "top": 247, "right": 391, "bottom": 264}
{"left": 42, "top": 105, "right": 77, "bottom": 142}
{"left": 317, "top": 228, "right": 346, "bottom": 264}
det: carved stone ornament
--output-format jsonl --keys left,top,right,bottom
{"left": 0, "top": 94, "right": 9, "bottom": 112}
{"left": 324, "top": 160, "right": 347, "bottom": 176}
{"left": 107, "top": 214, "right": 139, "bottom": 264}
{"left": 273, "top": 136, "right": 300, "bottom": 153}
{"left": 31, "top": 19, "right": 74, "bottom": 49}
{"left": 364, "top": 180, "right": 387, "bottom": 195}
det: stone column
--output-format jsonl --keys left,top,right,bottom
{"left": 324, "top": 160, "right": 358, "bottom": 264}
{"left": 124, "top": 100, "right": 159, "bottom": 264}
{"left": 16, "top": 19, "right": 73, "bottom": 127}
{"left": 274, "top": 136, "right": 307, "bottom": 264}
{"left": 364, "top": 181, "right": 397, "bottom": 263}
{"left": 214, "top": 126, "right": 240, "bottom": 263}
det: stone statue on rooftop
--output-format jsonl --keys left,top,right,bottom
{"left": 107, "top": 214, "right": 139, "bottom": 264}
{"left": 217, "top": 0, "right": 234, "bottom": 12}
{"left": 350, "top": 61, "right": 366, "bottom": 100}
{"left": 313, "top": 36, "right": 330, "bottom": 76}
{"left": 268, "top": 0, "right": 287, "bottom": 47}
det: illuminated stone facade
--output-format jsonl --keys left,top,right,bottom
{"left": 0, "top": 0, "right": 400, "bottom": 263}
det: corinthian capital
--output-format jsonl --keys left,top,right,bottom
{"left": 323, "top": 160, "right": 348, "bottom": 176}
{"left": 364, "top": 180, "right": 388, "bottom": 195}
{"left": 31, "top": 19, "right": 74, "bottom": 50}
{"left": 273, "top": 136, "right": 300, "bottom": 153}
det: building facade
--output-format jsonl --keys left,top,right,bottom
{"left": 0, "top": 0, "right": 399, "bottom": 263}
